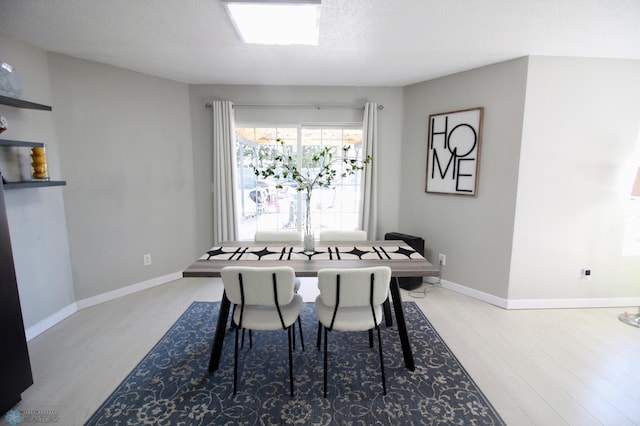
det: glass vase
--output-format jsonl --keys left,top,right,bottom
{"left": 303, "top": 191, "right": 314, "bottom": 254}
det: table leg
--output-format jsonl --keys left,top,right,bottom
{"left": 383, "top": 297, "right": 393, "bottom": 327}
{"left": 208, "top": 291, "right": 231, "bottom": 373}
{"left": 390, "top": 277, "right": 415, "bottom": 371}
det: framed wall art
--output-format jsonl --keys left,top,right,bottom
{"left": 425, "top": 107, "right": 483, "bottom": 196}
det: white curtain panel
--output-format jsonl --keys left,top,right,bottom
{"left": 360, "top": 102, "right": 378, "bottom": 239}
{"left": 212, "top": 100, "right": 238, "bottom": 244}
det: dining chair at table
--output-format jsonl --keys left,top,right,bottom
{"left": 221, "top": 266, "right": 303, "bottom": 396}
{"left": 318, "top": 229, "right": 367, "bottom": 241}
{"left": 255, "top": 230, "right": 303, "bottom": 293}
{"left": 315, "top": 266, "right": 392, "bottom": 397}
{"left": 255, "top": 230, "right": 302, "bottom": 242}
{"left": 319, "top": 229, "right": 395, "bottom": 327}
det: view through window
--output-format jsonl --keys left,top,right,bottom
{"left": 235, "top": 126, "right": 365, "bottom": 240}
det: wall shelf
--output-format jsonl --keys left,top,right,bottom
{"left": 0, "top": 139, "right": 45, "bottom": 148}
{"left": 2, "top": 180, "right": 66, "bottom": 190}
{"left": 0, "top": 96, "right": 64, "bottom": 189}
{"left": 0, "top": 95, "right": 52, "bottom": 111}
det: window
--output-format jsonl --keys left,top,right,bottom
{"left": 235, "top": 125, "right": 365, "bottom": 240}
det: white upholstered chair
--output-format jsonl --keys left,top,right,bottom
{"left": 315, "top": 266, "right": 391, "bottom": 397}
{"left": 319, "top": 230, "right": 394, "bottom": 326}
{"left": 318, "top": 229, "right": 367, "bottom": 242}
{"left": 221, "top": 266, "right": 303, "bottom": 396}
{"left": 255, "top": 230, "right": 302, "bottom": 242}
{"left": 255, "top": 230, "right": 303, "bottom": 293}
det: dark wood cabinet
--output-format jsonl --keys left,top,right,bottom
{"left": 0, "top": 179, "right": 33, "bottom": 415}
{"left": 0, "top": 95, "right": 63, "bottom": 415}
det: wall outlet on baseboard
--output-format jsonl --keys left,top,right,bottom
{"left": 439, "top": 253, "right": 446, "bottom": 266}
{"left": 143, "top": 253, "right": 152, "bottom": 266}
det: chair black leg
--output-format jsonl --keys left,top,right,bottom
{"left": 376, "top": 326, "right": 386, "bottom": 395}
{"left": 316, "top": 322, "right": 322, "bottom": 350}
{"left": 241, "top": 328, "right": 248, "bottom": 350}
{"left": 298, "top": 316, "right": 305, "bottom": 351}
{"left": 292, "top": 322, "right": 296, "bottom": 350}
{"left": 323, "top": 326, "right": 328, "bottom": 398}
{"left": 368, "top": 329, "right": 373, "bottom": 348}
{"left": 288, "top": 326, "right": 294, "bottom": 397}
{"left": 233, "top": 328, "right": 239, "bottom": 395}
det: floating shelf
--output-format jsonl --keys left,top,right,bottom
{"left": 0, "top": 96, "right": 63, "bottom": 190}
{"left": 2, "top": 180, "right": 66, "bottom": 190}
{"left": 0, "top": 95, "right": 52, "bottom": 111}
{"left": 0, "top": 139, "right": 45, "bottom": 148}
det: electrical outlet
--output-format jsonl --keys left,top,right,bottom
{"left": 143, "top": 254, "right": 152, "bottom": 266}
{"left": 581, "top": 268, "right": 591, "bottom": 281}
{"left": 438, "top": 253, "right": 446, "bottom": 266}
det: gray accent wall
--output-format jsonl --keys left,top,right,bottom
{"left": 0, "top": 35, "right": 75, "bottom": 327}
{"left": 188, "top": 85, "right": 405, "bottom": 253}
{"left": 400, "top": 58, "right": 529, "bottom": 299}
{"left": 46, "top": 53, "right": 198, "bottom": 301}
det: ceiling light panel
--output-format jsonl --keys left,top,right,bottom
{"left": 223, "top": 0, "right": 321, "bottom": 46}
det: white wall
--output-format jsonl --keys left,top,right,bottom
{"left": 188, "top": 85, "right": 404, "bottom": 252}
{"left": 400, "top": 58, "right": 529, "bottom": 299}
{"left": 46, "top": 53, "right": 198, "bottom": 301}
{"left": 0, "top": 34, "right": 75, "bottom": 328}
{"left": 509, "top": 56, "right": 640, "bottom": 305}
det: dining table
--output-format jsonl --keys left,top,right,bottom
{"left": 182, "top": 239, "right": 440, "bottom": 373}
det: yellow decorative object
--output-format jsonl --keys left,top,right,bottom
{"left": 30, "top": 147, "right": 49, "bottom": 180}
{"left": 32, "top": 163, "right": 47, "bottom": 173}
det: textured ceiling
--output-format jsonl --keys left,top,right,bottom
{"left": 0, "top": 0, "right": 639, "bottom": 87}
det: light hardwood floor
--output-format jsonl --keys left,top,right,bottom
{"left": 11, "top": 277, "right": 640, "bottom": 425}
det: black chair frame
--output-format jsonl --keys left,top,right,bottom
{"left": 230, "top": 272, "right": 303, "bottom": 397}
{"left": 317, "top": 273, "right": 387, "bottom": 397}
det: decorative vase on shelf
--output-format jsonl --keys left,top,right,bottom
{"left": 31, "top": 147, "right": 49, "bottom": 180}
{"left": 303, "top": 191, "right": 314, "bottom": 254}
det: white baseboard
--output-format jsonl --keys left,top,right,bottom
{"left": 26, "top": 303, "right": 78, "bottom": 341}
{"left": 76, "top": 271, "right": 182, "bottom": 310}
{"left": 439, "top": 279, "right": 510, "bottom": 308}
{"left": 26, "top": 271, "right": 182, "bottom": 341}
{"left": 504, "top": 296, "right": 640, "bottom": 309}
{"left": 439, "top": 279, "right": 640, "bottom": 310}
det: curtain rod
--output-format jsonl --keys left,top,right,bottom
{"left": 205, "top": 102, "right": 384, "bottom": 110}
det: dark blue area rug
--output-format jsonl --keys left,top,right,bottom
{"left": 86, "top": 302, "right": 504, "bottom": 425}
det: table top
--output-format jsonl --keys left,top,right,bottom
{"left": 183, "top": 240, "right": 439, "bottom": 278}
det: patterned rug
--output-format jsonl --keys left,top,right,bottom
{"left": 85, "top": 302, "right": 504, "bottom": 425}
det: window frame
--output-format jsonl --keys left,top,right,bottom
{"left": 234, "top": 123, "right": 365, "bottom": 241}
